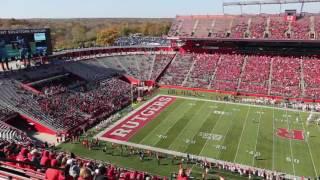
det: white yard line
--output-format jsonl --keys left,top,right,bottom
{"left": 298, "top": 111, "right": 318, "bottom": 177}
{"left": 140, "top": 100, "right": 194, "bottom": 146}
{"left": 97, "top": 135, "right": 297, "bottom": 180}
{"left": 198, "top": 103, "right": 228, "bottom": 156}
{"left": 285, "top": 109, "right": 296, "bottom": 176}
{"left": 167, "top": 102, "right": 210, "bottom": 150}
{"left": 96, "top": 94, "right": 318, "bottom": 140}
{"left": 233, "top": 106, "right": 251, "bottom": 162}
{"left": 252, "top": 107, "right": 262, "bottom": 166}
{"left": 95, "top": 94, "right": 299, "bottom": 179}
{"left": 272, "top": 105, "right": 275, "bottom": 170}
{"left": 216, "top": 111, "right": 234, "bottom": 158}
{"left": 187, "top": 102, "right": 222, "bottom": 171}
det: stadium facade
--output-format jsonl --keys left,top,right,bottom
{"left": 1, "top": 10, "right": 320, "bottom": 179}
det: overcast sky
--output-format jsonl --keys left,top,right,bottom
{"left": 1, "top": 0, "right": 320, "bottom": 18}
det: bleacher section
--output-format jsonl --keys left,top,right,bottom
{"left": 303, "top": 57, "right": 320, "bottom": 99}
{"left": 0, "top": 77, "right": 136, "bottom": 133}
{"left": 159, "top": 54, "right": 195, "bottom": 86}
{"left": 150, "top": 54, "right": 175, "bottom": 80}
{"left": 157, "top": 53, "right": 320, "bottom": 99}
{"left": 0, "top": 106, "right": 29, "bottom": 143}
{"left": 184, "top": 53, "right": 220, "bottom": 88}
{"left": 238, "top": 55, "right": 271, "bottom": 95}
{"left": 168, "top": 14, "right": 318, "bottom": 40}
{"left": 270, "top": 56, "right": 301, "bottom": 97}
{"left": 211, "top": 54, "right": 244, "bottom": 91}
{"left": 3, "top": 51, "right": 320, "bottom": 135}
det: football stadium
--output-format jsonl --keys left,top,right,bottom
{"left": 1, "top": 0, "right": 320, "bottom": 179}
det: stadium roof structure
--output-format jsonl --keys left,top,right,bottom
{"left": 223, "top": 0, "right": 320, "bottom": 14}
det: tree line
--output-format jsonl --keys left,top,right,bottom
{"left": 0, "top": 18, "right": 172, "bottom": 50}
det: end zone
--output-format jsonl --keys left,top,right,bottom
{"left": 96, "top": 95, "right": 176, "bottom": 141}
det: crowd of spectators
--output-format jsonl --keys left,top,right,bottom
{"left": 157, "top": 53, "right": 320, "bottom": 100}
{"left": 159, "top": 54, "right": 195, "bottom": 86}
{"left": 250, "top": 16, "right": 267, "bottom": 39}
{"left": 184, "top": 53, "right": 220, "bottom": 88}
{"left": 291, "top": 18, "right": 311, "bottom": 40}
{"left": 316, "top": 16, "right": 320, "bottom": 39}
{"left": 303, "top": 57, "right": 320, "bottom": 99}
{"left": 269, "top": 16, "right": 289, "bottom": 40}
{"left": 270, "top": 56, "right": 301, "bottom": 98}
{"left": 0, "top": 106, "right": 16, "bottom": 122}
{"left": 230, "top": 17, "right": 249, "bottom": 39}
{"left": 239, "top": 55, "right": 271, "bottom": 95}
{"left": 168, "top": 14, "right": 316, "bottom": 40}
{"left": 113, "top": 35, "right": 170, "bottom": 47}
{"left": 0, "top": 140, "right": 163, "bottom": 180}
{"left": 150, "top": 54, "right": 175, "bottom": 80}
{"left": 37, "top": 78, "right": 136, "bottom": 131}
{"left": 211, "top": 54, "right": 243, "bottom": 91}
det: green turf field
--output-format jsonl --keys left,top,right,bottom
{"left": 128, "top": 95, "right": 320, "bottom": 178}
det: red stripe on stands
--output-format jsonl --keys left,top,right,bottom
{"left": 102, "top": 96, "right": 175, "bottom": 141}
{"left": 20, "top": 83, "right": 41, "bottom": 95}
{"left": 19, "top": 114, "right": 56, "bottom": 135}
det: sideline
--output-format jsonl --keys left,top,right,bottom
{"left": 163, "top": 95, "right": 315, "bottom": 114}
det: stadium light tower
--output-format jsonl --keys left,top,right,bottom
{"left": 223, "top": 0, "right": 320, "bottom": 14}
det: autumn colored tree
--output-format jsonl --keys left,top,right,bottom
{"left": 96, "top": 27, "right": 120, "bottom": 46}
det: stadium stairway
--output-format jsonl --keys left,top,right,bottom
{"left": 208, "top": 55, "right": 222, "bottom": 89}
{"left": 300, "top": 57, "right": 306, "bottom": 97}
{"left": 267, "top": 57, "right": 274, "bottom": 95}
{"left": 237, "top": 55, "right": 248, "bottom": 91}
{"left": 148, "top": 55, "right": 157, "bottom": 80}
{"left": 154, "top": 53, "right": 177, "bottom": 82}
{"left": 181, "top": 56, "right": 197, "bottom": 86}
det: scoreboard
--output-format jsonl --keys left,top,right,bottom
{"left": 0, "top": 29, "right": 52, "bottom": 61}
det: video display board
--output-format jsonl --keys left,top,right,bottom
{"left": 0, "top": 29, "right": 52, "bottom": 61}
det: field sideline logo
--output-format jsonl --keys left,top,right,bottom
{"left": 102, "top": 96, "right": 176, "bottom": 141}
{"left": 276, "top": 128, "right": 304, "bottom": 140}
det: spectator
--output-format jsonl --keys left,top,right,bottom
{"left": 45, "top": 160, "right": 65, "bottom": 180}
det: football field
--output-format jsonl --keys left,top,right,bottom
{"left": 99, "top": 95, "right": 320, "bottom": 177}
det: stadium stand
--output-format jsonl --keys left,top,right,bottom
{"left": 168, "top": 14, "right": 319, "bottom": 40}
{"left": 210, "top": 54, "right": 244, "bottom": 91}
{"left": 113, "top": 35, "right": 170, "bottom": 46}
{"left": 303, "top": 57, "right": 320, "bottom": 99}
{"left": 159, "top": 53, "right": 195, "bottom": 86}
{"left": 0, "top": 106, "right": 29, "bottom": 143}
{"left": 250, "top": 16, "right": 267, "bottom": 39}
{"left": 184, "top": 53, "right": 220, "bottom": 88}
{"left": 270, "top": 56, "right": 301, "bottom": 97}
{"left": 150, "top": 53, "right": 175, "bottom": 81}
{"left": 2, "top": 11, "right": 320, "bottom": 179}
{"left": 238, "top": 55, "right": 271, "bottom": 95}
{"left": 0, "top": 140, "right": 163, "bottom": 180}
